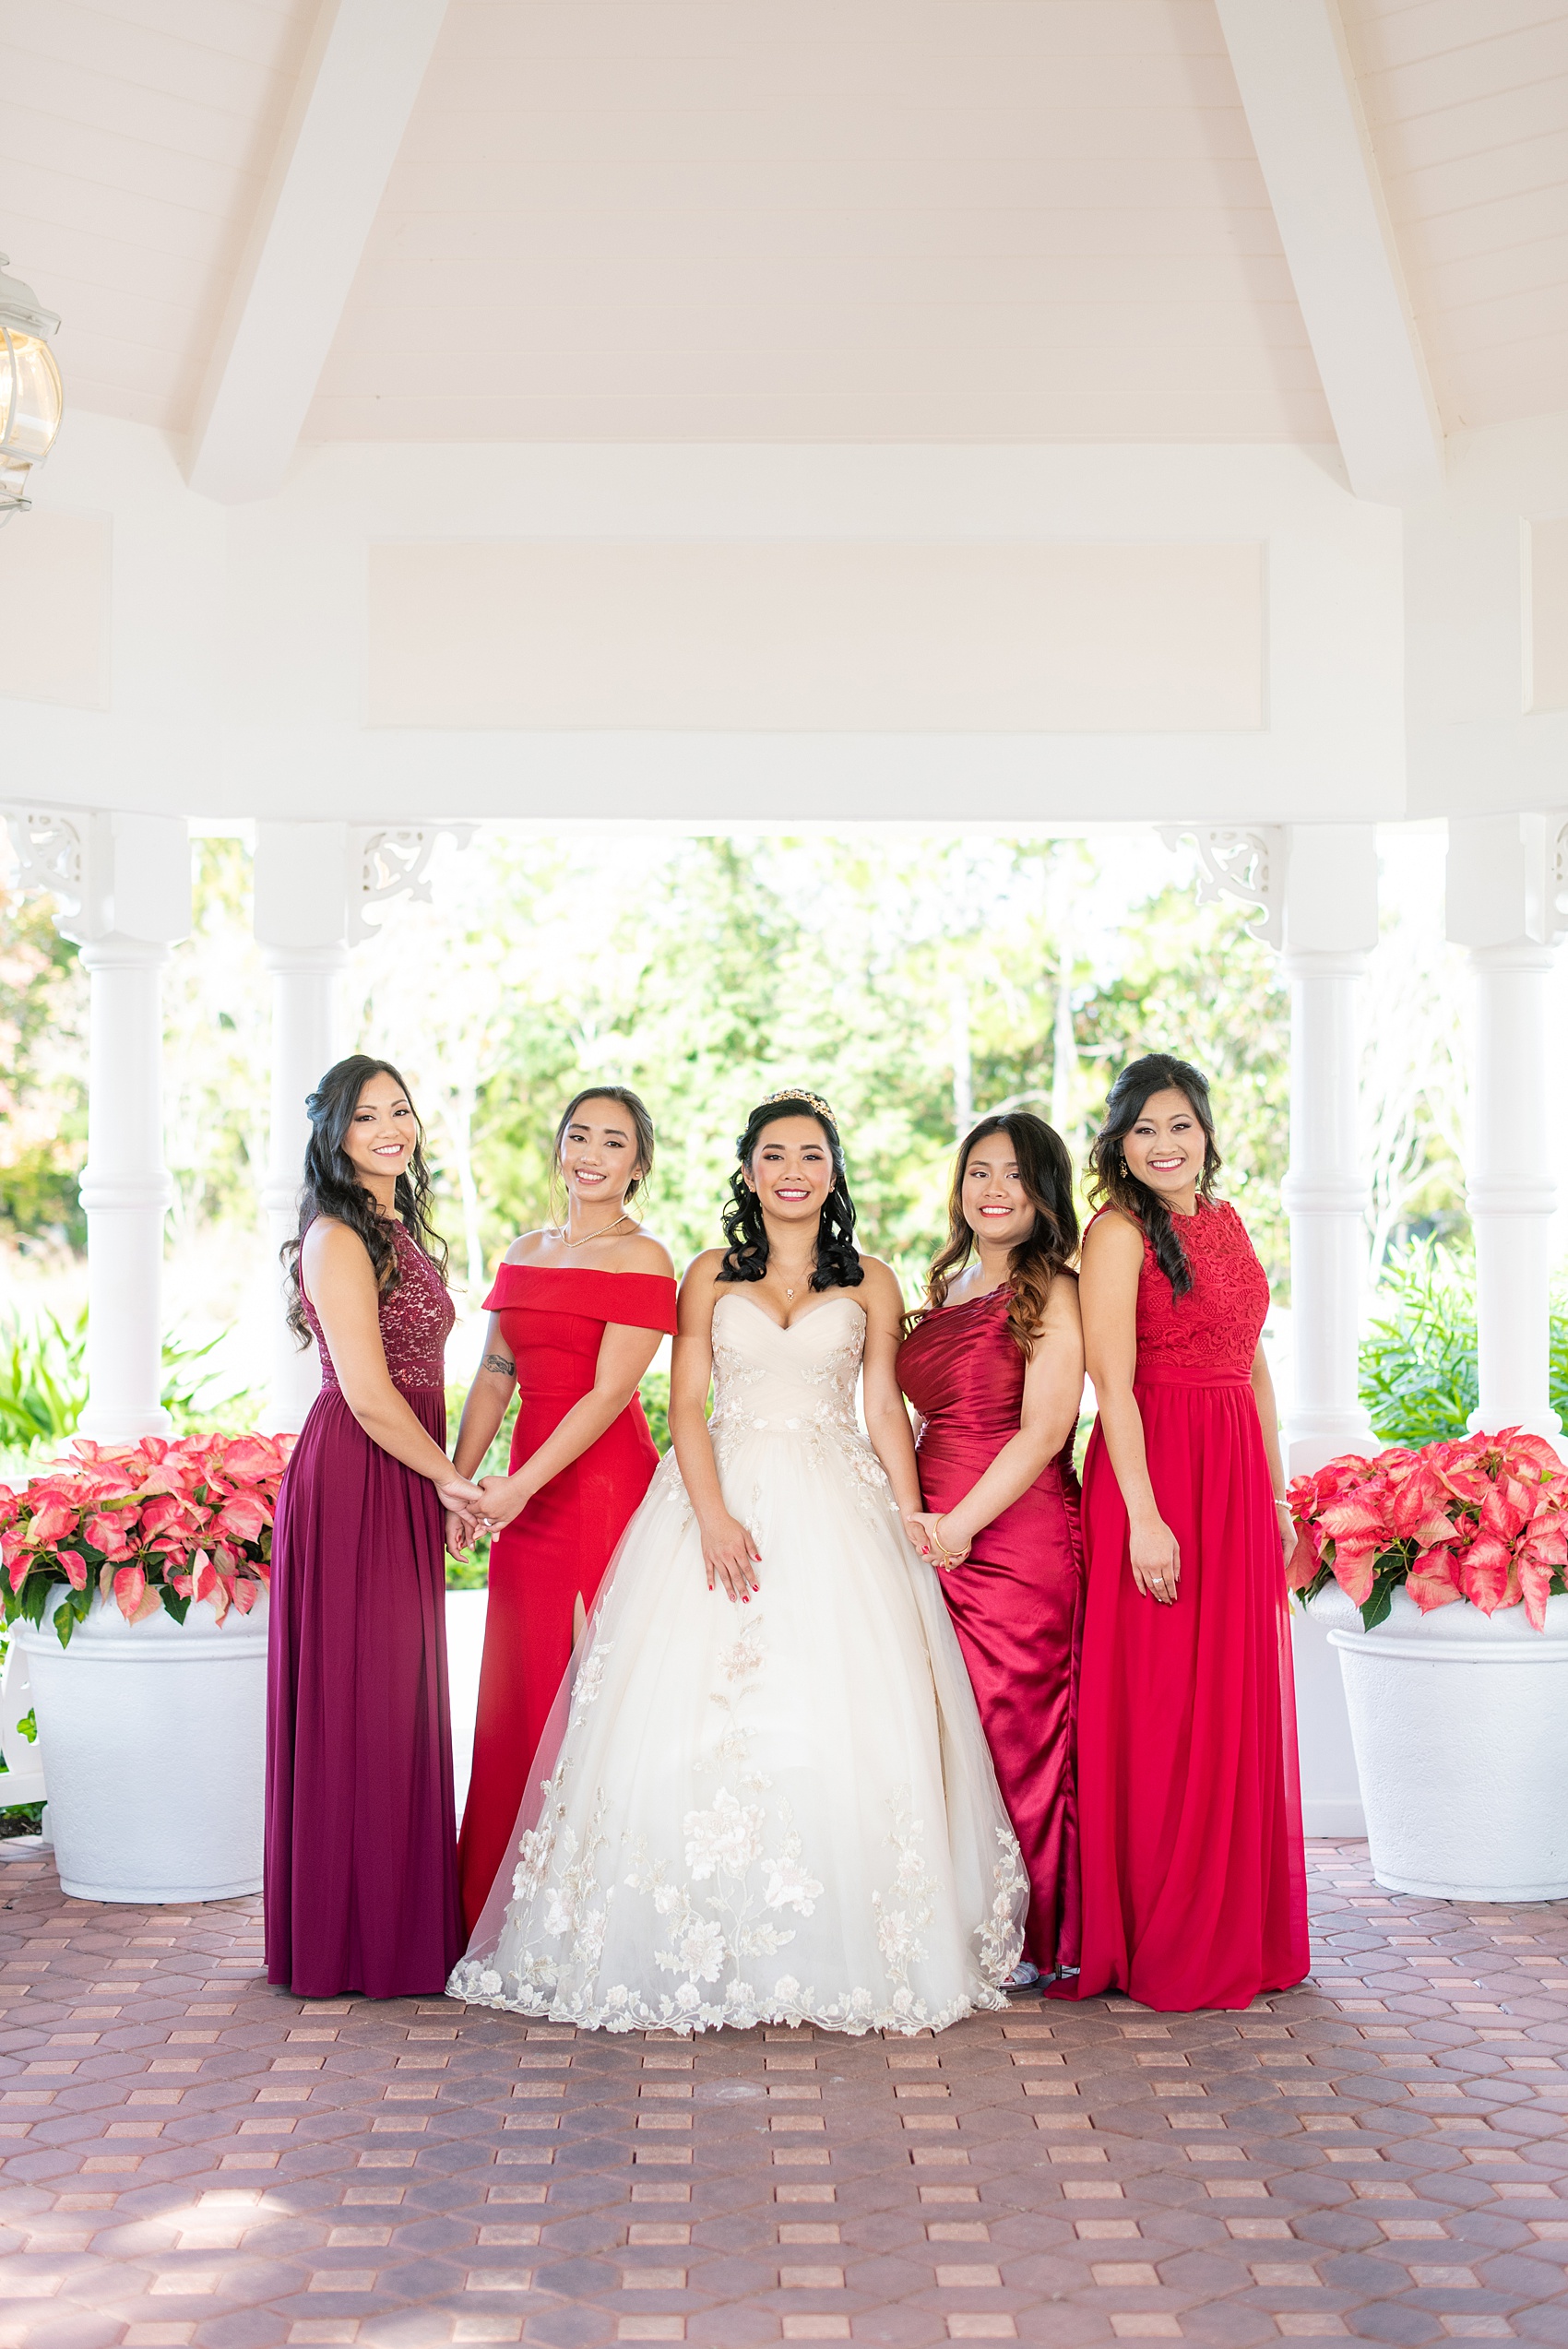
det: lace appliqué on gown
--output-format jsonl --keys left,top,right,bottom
{"left": 450, "top": 1291, "right": 1028, "bottom": 2034}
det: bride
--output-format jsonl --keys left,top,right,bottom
{"left": 449, "top": 1090, "right": 1027, "bottom": 2034}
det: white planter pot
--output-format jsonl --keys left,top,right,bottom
{"left": 18, "top": 1592, "right": 268, "bottom": 1903}
{"left": 1328, "top": 1584, "right": 1568, "bottom": 1901}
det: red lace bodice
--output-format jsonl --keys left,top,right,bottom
{"left": 1112, "top": 1198, "right": 1269, "bottom": 1382}
{"left": 304, "top": 1220, "right": 455, "bottom": 1394}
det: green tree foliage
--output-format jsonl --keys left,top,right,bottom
{"left": 0, "top": 886, "right": 87, "bottom": 1249}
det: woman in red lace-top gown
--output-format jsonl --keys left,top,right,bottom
{"left": 450, "top": 1089, "right": 677, "bottom": 1934}
{"left": 897, "top": 1115, "right": 1086, "bottom": 1983}
{"left": 1064, "top": 1055, "right": 1307, "bottom": 2013}
{"left": 267, "top": 1059, "right": 486, "bottom": 1999}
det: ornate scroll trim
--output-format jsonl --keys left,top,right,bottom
{"left": 349, "top": 823, "right": 475, "bottom": 944}
{"left": 1159, "top": 824, "right": 1287, "bottom": 951}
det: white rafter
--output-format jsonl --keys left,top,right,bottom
{"left": 186, "top": 0, "right": 450, "bottom": 505}
{"left": 1213, "top": 0, "right": 1443, "bottom": 506}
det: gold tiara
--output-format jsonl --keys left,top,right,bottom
{"left": 758, "top": 1086, "right": 837, "bottom": 1126}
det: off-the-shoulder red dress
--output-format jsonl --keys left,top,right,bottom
{"left": 456, "top": 1263, "right": 679, "bottom": 1933}
{"left": 1063, "top": 1201, "right": 1308, "bottom": 2011}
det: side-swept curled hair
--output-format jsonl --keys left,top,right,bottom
{"left": 552, "top": 1086, "right": 657, "bottom": 1205}
{"left": 1087, "top": 1052, "right": 1221, "bottom": 1299}
{"left": 717, "top": 1095, "right": 863, "bottom": 1290}
{"left": 921, "top": 1113, "right": 1078, "bottom": 1357}
{"left": 283, "top": 1054, "right": 448, "bottom": 1347}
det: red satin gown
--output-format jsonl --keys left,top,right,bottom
{"left": 897, "top": 1288, "right": 1084, "bottom": 1974}
{"left": 1066, "top": 1201, "right": 1308, "bottom": 2011}
{"left": 456, "top": 1263, "right": 679, "bottom": 1933}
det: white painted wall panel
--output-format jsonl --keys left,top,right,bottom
{"left": 365, "top": 540, "right": 1265, "bottom": 734}
{"left": 0, "top": 509, "right": 113, "bottom": 710}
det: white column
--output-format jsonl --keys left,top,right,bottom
{"left": 3, "top": 809, "right": 191, "bottom": 1442}
{"left": 77, "top": 935, "right": 176, "bottom": 1439}
{"left": 252, "top": 820, "right": 473, "bottom": 1430}
{"left": 1447, "top": 815, "right": 1564, "bottom": 1446}
{"left": 1281, "top": 825, "right": 1380, "bottom": 1475}
{"left": 254, "top": 824, "right": 352, "bottom": 1432}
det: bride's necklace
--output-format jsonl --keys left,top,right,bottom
{"left": 555, "top": 1209, "right": 634, "bottom": 1251}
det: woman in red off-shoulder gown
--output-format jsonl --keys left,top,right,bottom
{"left": 451, "top": 1089, "right": 677, "bottom": 1933}
{"left": 1065, "top": 1055, "right": 1307, "bottom": 2013}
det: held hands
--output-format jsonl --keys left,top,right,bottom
{"left": 699, "top": 1510, "right": 761, "bottom": 1604}
{"left": 1129, "top": 1512, "right": 1181, "bottom": 1605}
{"left": 477, "top": 1473, "right": 531, "bottom": 1533}
{"left": 437, "top": 1476, "right": 492, "bottom": 1558}
{"left": 905, "top": 1511, "right": 971, "bottom": 1569}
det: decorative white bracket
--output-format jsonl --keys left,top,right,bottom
{"left": 1159, "top": 824, "right": 1288, "bottom": 951}
{"left": 348, "top": 823, "right": 475, "bottom": 944}
{"left": 2, "top": 804, "right": 87, "bottom": 922}
{"left": 1534, "top": 812, "right": 1568, "bottom": 947}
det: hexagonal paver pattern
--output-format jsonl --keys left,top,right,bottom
{"left": 2, "top": 1838, "right": 1565, "bottom": 2345}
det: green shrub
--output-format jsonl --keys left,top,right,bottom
{"left": 1359, "top": 1243, "right": 1568, "bottom": 1449}
{"left": 0, "top": 1308, "right": 260, "bottom": 1466}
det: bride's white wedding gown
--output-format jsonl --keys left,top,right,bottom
{"left": 449, "top": 1290, "right": 1028, "bottom": 2035}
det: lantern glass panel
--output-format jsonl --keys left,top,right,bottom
{"left": 0, "top": 327, "right": 64, "bottom": 465}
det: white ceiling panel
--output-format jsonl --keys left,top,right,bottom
{"left": 304, "top": 0, "right": 1331, "bottom": 444}
{"left": 0, "top": 0, "right": 318, "bottom": 430}
{"left": 1345, "top": 0, "right": 1568, "bottom": 430}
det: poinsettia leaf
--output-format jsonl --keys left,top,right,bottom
{"left": 1329, "top": 1544, "right": 1378, "bottom": 1605}
{"left": 1360, "top": 1580, "right": 1395, "bottom": 1631}
{"left": 113, "top": 1565, "right": 146, "bottom": 1622}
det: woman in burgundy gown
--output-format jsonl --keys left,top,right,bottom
{"left": 267, "top": 1057, "right": 484, "bottom": 1999}
{"left": 897, "top": 1113, "right": 1086, "bottom": 1984}
{"left": 450, "top": 1087, "right": 677, "bottom": 1933}
{"left": 1068, "top": 1053, "right": 1308, "bottom": 2012}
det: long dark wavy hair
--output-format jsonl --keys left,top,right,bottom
{"left": 283, "top": 1054, "right": 448, "bottom": 1346}
{"left": 717, "top": 1094, "right": 864, "bottom": 1291}
{"left": 551, "top": 1085, "right": 657, "bottom": 1211}
{"left": 921, "top": 1113, "right": 1078, "bottom": 1357}
{"left": 1087, "top": 1052, "right": 1221, "bottom": 1299}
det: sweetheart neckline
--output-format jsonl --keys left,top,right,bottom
{"left": 715, "top": 1291, "right": 868, "bottom": 1337}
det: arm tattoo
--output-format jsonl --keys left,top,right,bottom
{"left": 483, "top": 1350, "right": 517, "bottom": 1378}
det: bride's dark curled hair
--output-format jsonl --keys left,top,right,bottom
{"left": 283, "top": 1053, "right": 448, "bottom": 1347}
{"left": 718, "top": 1094, "right": 864, "bottom": 1291}
{"left": 1087, "top": 1051, "right": 1221, "bottom": 1299}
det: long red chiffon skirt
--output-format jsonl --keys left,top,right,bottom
{"left": 266, "top": 1384, "right": 464, "bottom": 1999}
{"left": 1068, "top": 1374, "right": 1308, "bottom": 2011}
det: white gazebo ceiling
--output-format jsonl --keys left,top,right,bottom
{"left": 6, "top": 0, "right": 1562, "bottom": 455}
{"left": 1346, "top": 0, "right": 1568, "bottom": 433}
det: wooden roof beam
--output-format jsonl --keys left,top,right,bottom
{"left": 1214, "top": 0, "right": 1444, "bottom": 504}
{"left": 186, "top": 0, "right": 449, "bottom": 504}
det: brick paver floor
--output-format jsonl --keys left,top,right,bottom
{"left": 2, "top": 1839, "right": 1565, "bottom": 2346}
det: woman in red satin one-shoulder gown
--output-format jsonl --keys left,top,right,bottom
{"left": 449, "top": 1088, "right": 677, "bottom": 1934}
{"left": 1066, "top": 1054, "right": 1307, "bottom": 2013}
{"left": 897, "top": 1113, "right": 1087, "bottom": 1981}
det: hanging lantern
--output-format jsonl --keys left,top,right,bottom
{"left": 0, "top": 255, "right": 63, "bottom": 525}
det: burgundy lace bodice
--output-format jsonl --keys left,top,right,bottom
{"left": 303, "top": 1220, "right": 454, "bottom": 1394}
{"left": 1114, "top": 1198, "right": 1269, "bottom": 1382}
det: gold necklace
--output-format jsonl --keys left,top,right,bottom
{"left": 556, "top": 1210, "right": 634, "bottom": 1250}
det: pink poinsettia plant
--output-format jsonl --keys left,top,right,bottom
{"left": 1287, "top": 1427, "right": 1568, "bottom": 1631}
{"left": 0, "top": 1432, "right": 294, "bottom": 1647}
